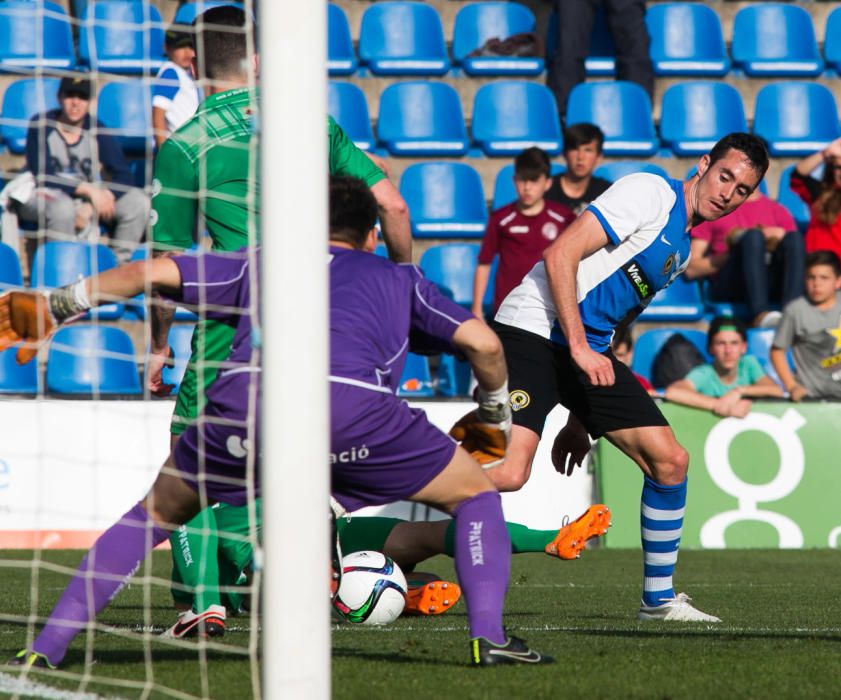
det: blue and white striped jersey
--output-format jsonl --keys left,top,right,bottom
{"left": 495, "top": 173, "right": 691, "bottom": 352}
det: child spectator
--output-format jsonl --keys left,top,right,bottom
{"left": 152, "top": 24, "right": 201, "bottom": 148}
{"left": 771, "top": 250, "right": 841, "bottom": 401}
{"left": 544, "top": 123, "right": 611, "bottom": 216}
{"left": 687, "top": 187, "right": 805, "bottom": 327}
{"left": 790, "top": 138, "right": 841, "bottom": 261}
{"left": 665, "top": 316, "right": 782, "bottom": 417}
{"left": 472, "top": 147, "right": 574, "bottom": 317}
{"left": 611, "top": 325, "right": 654, "bottom": 393}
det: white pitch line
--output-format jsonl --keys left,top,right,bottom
{"left": 332, "top": 624, "right": 841, "bottom": 634}
{"left": 0, "top": 672, "right": 129, "bottom": 700}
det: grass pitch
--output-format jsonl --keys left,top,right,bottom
{"left": 1, "top": 549, "right": 840, "bottom": 699}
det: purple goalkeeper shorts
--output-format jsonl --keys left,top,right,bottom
{"left": 330, "top": 381, "right": 457, "bottom": 512}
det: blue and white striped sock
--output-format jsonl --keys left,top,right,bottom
{"left": 640, "top": 476, "right": 687, "bottom": 607}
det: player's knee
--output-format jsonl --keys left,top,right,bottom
{"left": 488, "top": 458, "right": 530, "bottom": 492}
{"left": 652, "top": 444, "right": 689, "bottom": 485}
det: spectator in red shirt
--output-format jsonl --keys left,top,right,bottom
{"left": 790, "top": 138, "right": 841, "bottom": 262}
{"left": 686, "top": 188, "right": 804, "bottom": 327}
{"left": 472, "top": 147, "right": 575, "bottom": 318}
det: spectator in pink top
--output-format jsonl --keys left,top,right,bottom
{"left": 685, "top": 188, "right": 805, "bottom": 327}
{"left": 472, "top": 148, "right": 575, "bottom": 318}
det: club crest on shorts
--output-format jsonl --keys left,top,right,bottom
{"left": 509, "top": 389, "right": 531, "bottom": 411}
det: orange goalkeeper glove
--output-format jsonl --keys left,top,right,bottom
{"left": 448, "top": 383, "right": 511, "bottom": 467}
{"left": 0, "top": 290, "right": 56, "bottom": 364}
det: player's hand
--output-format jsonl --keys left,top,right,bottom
{"left": 571, "top": 345, "right": 615, "bottom": 386}
{"left": 449, "top": 408, "right": 510, "bottom": 468}
{"left": 551, "top": 413, "right": 592, "bottom": 476}
{"left": 0, "top": 290, "right": 56, "bottom": 364}
{"left": 789, "top": 384, "right": 809, "bottom": 402}
{"left": 146, "top": 346, "right": 176, "bottom": 397}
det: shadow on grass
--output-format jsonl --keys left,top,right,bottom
{"left": 572, "top": 627, "right": 841, "bottom": 644}
{"left": 332, "top": 647, "right": 463, "bottom": 667}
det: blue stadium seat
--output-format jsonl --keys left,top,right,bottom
{"left": 397, "top": 353, "right": 435, "bottom": 397}
{"left": 753, "top": 83, "right": 841, "bottom": 157}
{"left": 378, "top": 82, "right": 468, "bottom": 157}
{"left": 328, "top": 82, "right": 374, "bottom": 151}
{"left": 97, "top": 80, "right": 153, "bottom": 156}
{"left": 732, "top": 5, "right": 822, "bottom": 77}
{"left": 125, "top": 246, "right": 197, "bottom": 321}
{"left": 631, "top": 328, "right": 709, "bottom": 387}
{"left": 400, "top": 162, "right": 487, "bottom": 239}
{"left": 472, "top": 81, "right": 562, "bottom": 156}
{"left": 493, "top": 162, "right": 566, "bottom": 209}
{"left": 825, "top": 8, "right": 841, "bottom": 74}
{"left": 594, "top": 161, "right": 668, "bottom": 183}
{"left": 452, "top": 2, "right": 543, "bottom": 76}
{"left": 777, "top": 165, "right": 810, "bottom": 232}
{"left": 436, "top": 354, "right": 473, "bottom": 397}
{"left": 79, "top": 1, "right": 165, "bottom": 74}
{"left": 0, "top": 346, "right": 38, "bottom": 394}
{"left": 646, "top": 3, "right": 729, "bottom": 77}
{"left": 328, "top": 3, "right": 357, "bottom": 76}
{"left": 0, "top": 1, "right": 75, "bottom": 71}
{"left": 46, "top": 325, "right": 141, "bottom": 395}
{"left": 639, "top": 276, "right": 705, "bottom": 322}
{"left": 544, "top": 6, "right": 616, "bottom": 76}
{"left": 161, "top": 323, "right": 195, "bottom": 393}
{"left": 746, "top": 327, "right": 787, "bottom": 388}
{"left": 374, "top": 243, "right": 389, "bottom": 259}
{"left": 0, "top": 241, "right": 22, "bottom": 292}
{"left": 31, "top": 242, "right": 124, "bottom": 320}
{"left": 419, "top": 243, "right": 480, "bottom": 307}
{"left": 174, "top": 1, "right": 244, "bottom": 25}
{"left": 359, "top": 2, "right": 449, "bottom": 76}
{"left": 1, "top": 78, "right": 62, "bottom": 154}
{"left": 685, "top": 164, "right": 768, "bottom": 196}
{"left": 566, "top": 81, "right": 657, "bottom": 157}
{"left": 660, "top": 82, "right": 747, "bottom": 157}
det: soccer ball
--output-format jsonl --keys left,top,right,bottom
{"left": 333, "top": 551, "right": 408, "bottom": 625}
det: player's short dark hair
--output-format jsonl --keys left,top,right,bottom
{"left": 707, "top": 316, "right": 747, "bottom": 345}
{"left": 194, "top": 6, "right": 255, "bottom": 80}
{"left": 330, "top": 176, "right": 378, "bottom": 247}
{"left": 563, "top": 123, "right": 605, "bottom": 153}
{"left": 708, "top": 133, "right": 769, "bottom": 182}
{"left": 805, "top": 249, "right": 841, "bottom": 276}
{"left": 514, "top": 147, "right": 551, "bottom": 180}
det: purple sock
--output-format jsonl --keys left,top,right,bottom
{"left": 452, "top": 490, "right": 510, "bottom": 645}
{"left": 32, "top": 502, "right": 169, "bottom": 666}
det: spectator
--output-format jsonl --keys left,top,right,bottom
{"left": 771, "top": 250, "right": 841, "bottom": 402}
{"left": 546, "top": 0, "right": 653, "bottom": 123}
{"left": 611, "top": 325, "right": 654, "bottom": 393}
{"left": 16, "top": 76, "right": 150, "bottom": 262}
{"left": 472, "top": 147, "right": 574, "bottom": 317}
{"left": 544, "top": 123, "right": 611, "bottom": 216}
{"left": 790, "top": 137, "right": 841, "bottom": 261}
{"left": 665, "top": 316, "right": 783, "bottom": 417}
{"left": 152, "top": 24, "right": 201, "bottom": 148}
{"left": 686, "top": 187, "right": 805, "bottom": 328}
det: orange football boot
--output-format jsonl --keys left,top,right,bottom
{"left": 545, "top": 504, "right": 612, "bottom": 560}
{"left": 404, "top": 580, "right": 461, "bottom": 616}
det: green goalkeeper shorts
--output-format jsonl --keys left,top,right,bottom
{"left": 171, "top": 319, "right": 238, "bottom": 436}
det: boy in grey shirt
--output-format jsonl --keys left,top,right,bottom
{"left": 771, "top": 250, "right": 841, "bottom": 401}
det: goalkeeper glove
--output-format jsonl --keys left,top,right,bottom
{"left": 448, "top": 382, "right": 511, "bottom": 468}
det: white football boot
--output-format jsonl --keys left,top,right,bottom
{"left": 638, "top": 592, "right": 721, "bottom": 622}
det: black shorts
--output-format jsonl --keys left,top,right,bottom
{"left": 494, "top": 322, "right": 668, "bottom": 438}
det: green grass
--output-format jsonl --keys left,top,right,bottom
{"left": 2, "top": 549, "right": 841, "bottom": 698}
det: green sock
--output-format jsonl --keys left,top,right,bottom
{"left": 338, "top": 516, "right": 404, "bottom": 555}
{"left": 215, "top": 502, "right": 262, "bottom": 613}
{"left": 169, "top": 507, "right": 221, "bottom": 612}
{"left": 443, "top": 520, "right": 556, "bottom": 556}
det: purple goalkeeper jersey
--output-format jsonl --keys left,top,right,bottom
{"left": 329, "top": 245, "right": 472, "bottom": 394}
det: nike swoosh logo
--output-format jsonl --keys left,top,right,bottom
{"left": 660, "top": 234, "right": 671, "bottom": 245}
{"left": 488, "top": 648, "right": 543, "bottom": 663}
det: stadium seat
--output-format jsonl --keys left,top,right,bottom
{"left": 79, "top": 1, "right": 165, "bottom": 74}
{"left": 746, "top": 327, "right": 787, "bottom": 388}
{"left": 125, "top": 246, "right": 197, "bottom": 321}
{"left": 399, "top": 162, "right": 487, "bottom": 239}
{"left": 493, "top": 162, "right": 566, "bottom": 209}
{"left": 436, "top": 354, "right": 473, "bottom": 397}
{"left": 374, "top": 243, "right": 389, "bottom": 258}
{"left": 731, "top": 5, "right": 822, "bottom": 77}
{"left": 397, "top": 353, "right": 435, "bottom": 397}
{"left": 472, "top": 81, "right": 562, "bottom": 156}
{"left": 753, "top": 83, "right": 841, "bottom": 157}
{"left": 0, "top": 1, "right": 75, "bottom": 71}
{"left": 452, "top": 2, "right": 543, "bottom": 76}
{"left": 0, "top": 78, "right": 61, "bottom": 154}
{"left": 328, "top": 82, "right": 374, "bottom": 151}
{"left": 777, "top": 165, "right": 811, "bottom": 232}
{"left": 566, "top": 81, "right": 657, "bottom": 157}
{"left": 30, "top": 242, "right": 124, "bottom": 320}
{"left": 358, "top": 2, "right": 449, "bottom": 76}
{"left": 0, "top": 241, "right": 22, "bottom": 292}
{"left": 174, "top": 1, "right": 245, "bottom": 25}
{"left": 544, "top": 6, "right": 616, "bottom": 76}
{"left": 660, "top": 82, "right": 747, "bottom": 157}
{"left": 639, "top": 276, "right": 705, "bottom": 322}
{"left": 97, "top": 80, "right": 154, "bottom": 156}
{"left": 593, "top": 161, "right": 668, "bottom": 183}
{"left": 419, "top": 243, "right": 480, "bottom": 307}
{"left": 46, "top": 325, "right": 141, "bottom": 395}
{"left": 0, "top": 346, "right": 38, "bottom": 394}
{"left": 646, "top": 3, "right": 729, "bottom": 77}
{"left": 377, "top": 82, "right": 468, "bottom": 157}
{"left": 631, "top": 328, "right": 708, "bottom": 388}
{"left": 825, "top": 8, "right": 841, "bottom": 74}
{"left": 160, "top": 323, "right": 195, "bottom": 393}
{"left": 328, "top": 3, "right": 357, "bottom": 76}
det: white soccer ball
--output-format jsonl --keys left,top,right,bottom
{"left": 333, "top": 550, "right": 407, "bottom": 626}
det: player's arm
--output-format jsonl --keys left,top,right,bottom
{"left": 152, "top": 106, "right": 169, "bottom": 149}
{"left": 370, "top": 179, "right": 411, "bottom": 263}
